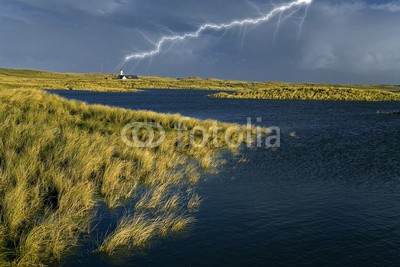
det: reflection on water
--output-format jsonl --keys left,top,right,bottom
{"left": 50, "top": 89, "right": 400, "bottom": 266}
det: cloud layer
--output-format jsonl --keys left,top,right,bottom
{"left": 1, "top": 0, "right": 399, "bottom": 84}
{"left": 300, "top": 1, "right": 400, "bottom": 81}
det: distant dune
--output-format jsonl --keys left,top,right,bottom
{"left": 1, "top": 67, "right": 400, "bottom": 101}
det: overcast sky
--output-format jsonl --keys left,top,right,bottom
{"left": 1, "top": 0, "right": 400, "bottom": 84}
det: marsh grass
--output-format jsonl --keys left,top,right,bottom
{"left": 211, "top": 86, "right": 400, "bottom": 101}
{"left": 187, "top": 193, "right": 202, "bottom": 211}
{"left": 98, "top": 212, "right": 195, "bottom": 255}
{"left": 0, "top": 89, "right": 256, "bottom": 266}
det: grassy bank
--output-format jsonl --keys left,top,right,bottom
{"left": 0, "top": 89, "right": 255, "bottom": 266}
{"left": 1, "top": 68, "right": 400, "bottom": 100}
{"left": 210, "top": 86, "right": 400, "bottom": 101}
{"left": 0, "top": 68, "right": 258, "bottom": 92}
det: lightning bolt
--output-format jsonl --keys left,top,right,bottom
{"left": 124, "top": 0, "right": 312, "bottom": 62}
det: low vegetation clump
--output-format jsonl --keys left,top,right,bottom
{"left": 0, "top": 89, "right": 257, "bottom": 266}
{"left": 98, "top": 213, "right": 195, "bottom": 254}
{"left": 210, "top": 86, "right": 400, "bottom": 101}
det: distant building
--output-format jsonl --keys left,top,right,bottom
{"left": 118, "top": 75, "right": 138, "bottom": 80}
{"left": 117, "top": 68, "right": 138, "bottom": 80}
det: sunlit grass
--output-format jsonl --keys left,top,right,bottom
{"left": 98, "top": 212, "right": 195, "bottom": 255}
{"left": 211, "top": 86, "right": 400, "bottom": 101}
{"left": 0, "top": 89, "right": 255, "bottom": 266}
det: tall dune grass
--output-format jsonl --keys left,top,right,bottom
{"left": 0, "top": 89, "right": 254, "bottom": 266}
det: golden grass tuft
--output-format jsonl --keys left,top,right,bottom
{"left": 3, "top": 180, "right": 42, "bottom": 238}
{"left": 187, "top": 193, "right": 202, "bottom": 211}
{"left": 101, "top": 160, "right": 139, "bottom": 208}
{"left": 158, "top": 214, "right": 195, "bottom": 237}
{"left": 98, "top": 214, "right": 159, "bottom": 254}
{"left": 98, "top": 213, "right": 195, "bottom": 255}
{"left": 0, "top": 225, "right": 10, "bottom": 266}
{"left": 14, "top": 182, "right": 96, "bottom": 266}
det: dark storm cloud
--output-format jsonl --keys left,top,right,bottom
{"left": 1, "top": 0, "right": 399, "bottom": 84}
{"left": 299, "top": 1, "right": 400, "bottom": 83}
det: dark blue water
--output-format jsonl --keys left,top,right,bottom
{"left": 50, "top": 89, "right": 400, "bottom": 266}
